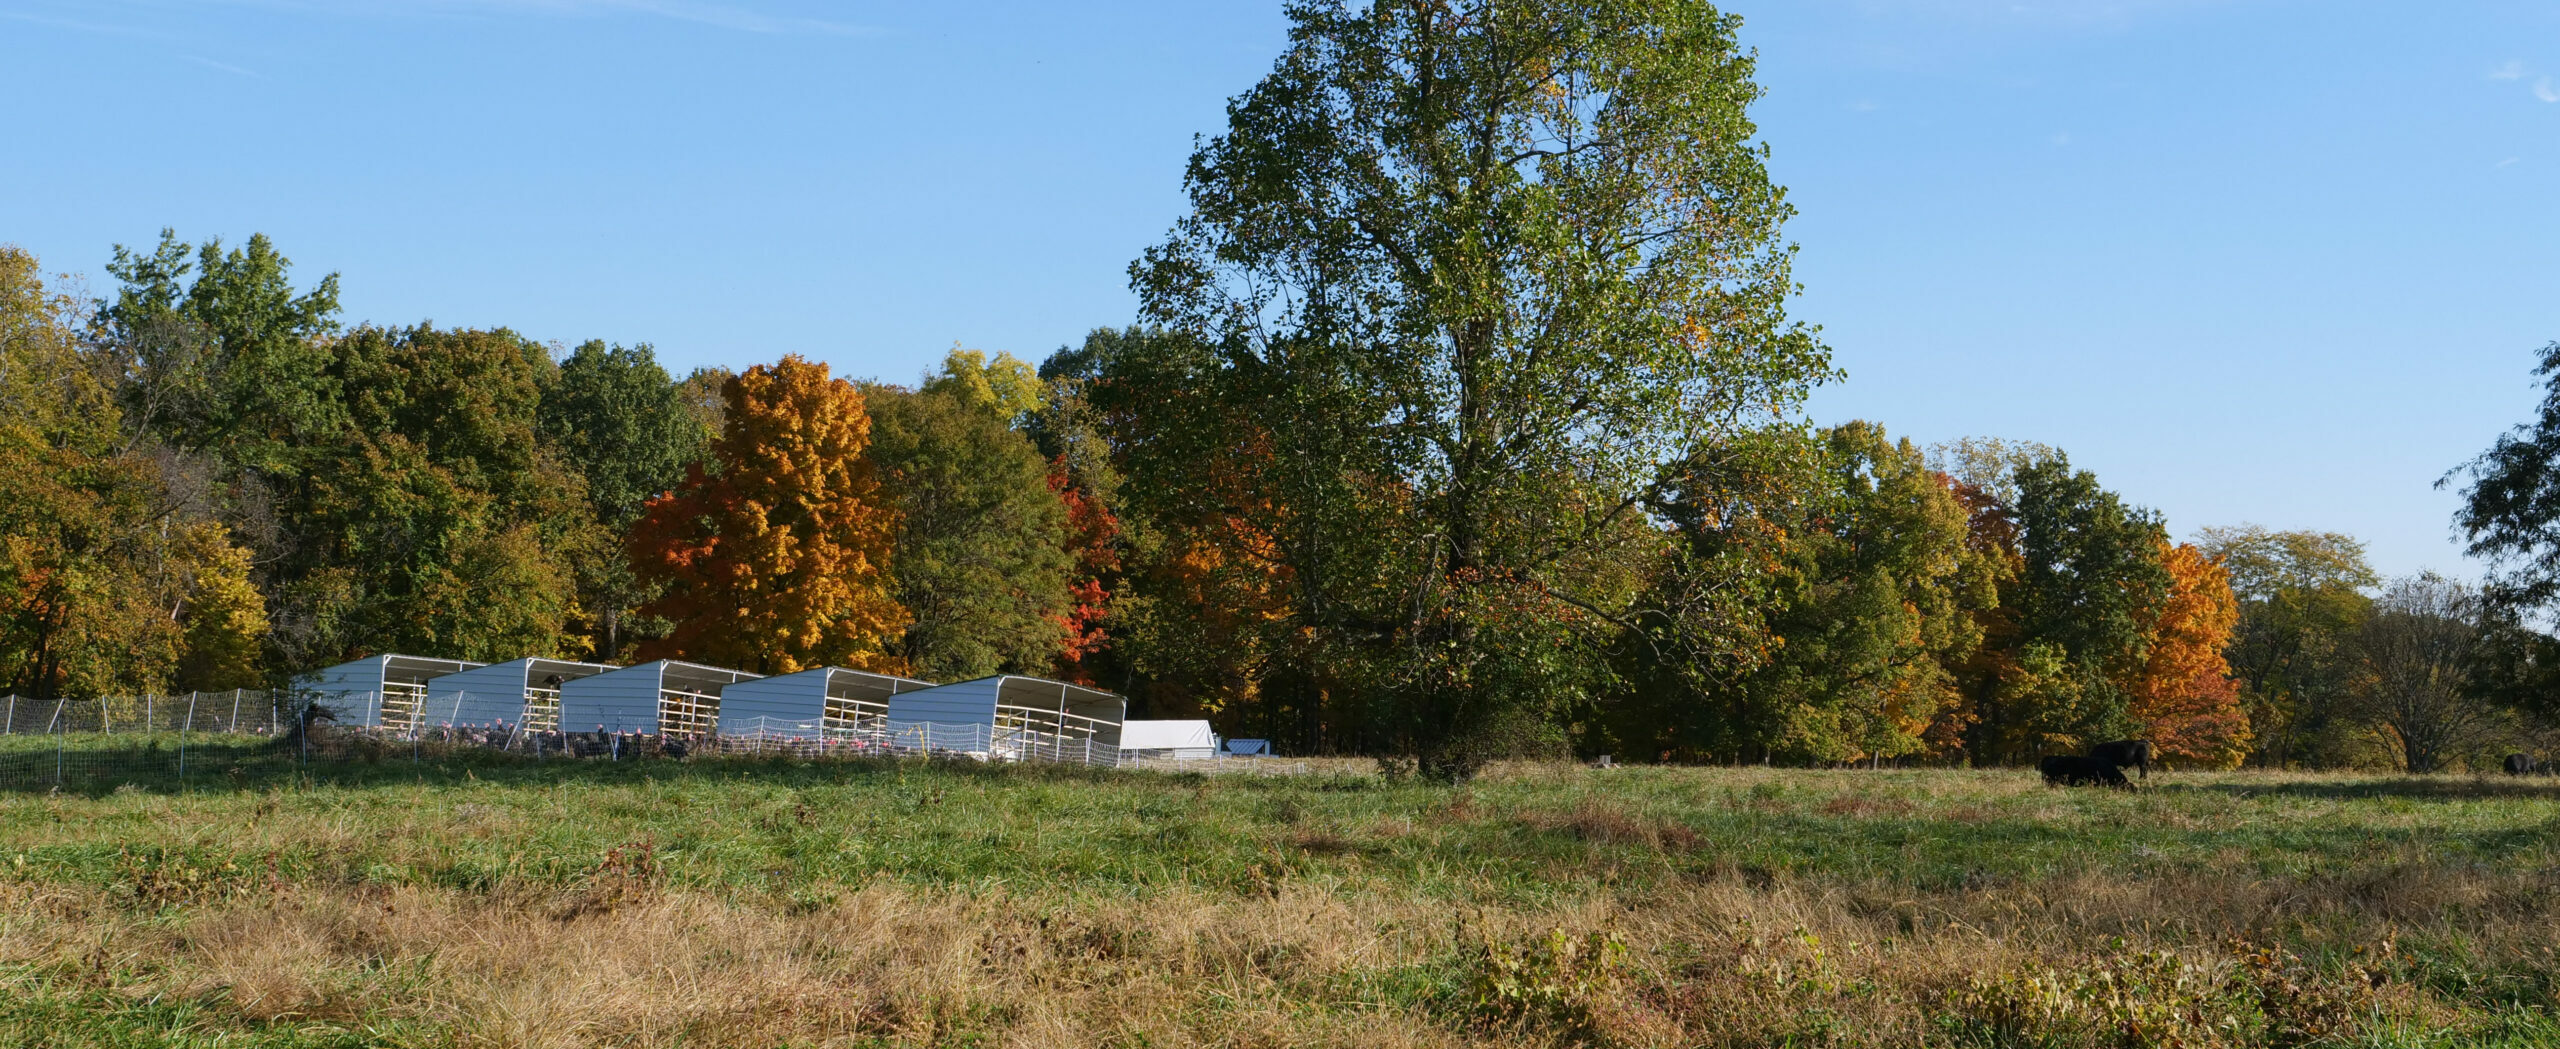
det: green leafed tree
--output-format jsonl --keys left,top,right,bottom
{"left": 1990, "top": 454, "right": 2172, "bottom": 757}
{"left": 1606, "top": 424, "right": 1992, "bottom": 765}
{"left": 539, "top": 340, "right": 711, "bottom": 658}
{"left": 1124, "top": 0, "right": 1831, "bottom": 778}
{"left": 865, "top": 376, "right": 1073, "bottom": 681}
{"left": 95, "top": 229, "right": 344, "bottom": 468}
{"left": 1744, "top": 424, "right": 1993, "bottom": 764}
{"left": 2446, "top": 341, "right": 2560, "bottom": 611}
{"left": 270, "top": 326, "right": 599, "bottom": 667}
{"left": 2193, "top": 524, "right": 2376, "bottom": 767}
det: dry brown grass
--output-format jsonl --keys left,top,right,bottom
{"left": 5, "top": 857, "right": 2551, "bottom": 1047}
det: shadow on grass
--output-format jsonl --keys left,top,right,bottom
{"left": 0, "top": 735, "right": 1342, "bottom": 799}
{"left": 2150, "top": 777, "right": 2560, "bottom": 803}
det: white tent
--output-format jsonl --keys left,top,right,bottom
{"left": 1119, "top": 719, "right": 1218, "bottom": 760}
{"left": 717, "top": 666, "right": 935, "bottom": 739}
{"left": 559, "top": 660, "right": 761, "bottom": 735}
{"left": 425, "top": 657, "right": 618, "bottom": 731}
{"left": 296, "top": 654, "right": 485, "bottom": 729}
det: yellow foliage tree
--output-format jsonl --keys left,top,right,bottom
{"left": 175, "top": 524, "right": 269, "bottom": 691}
{"left": 0, "top": 246, "right": 187, "bottom": 697}
{"left": 921, "top": 345, "right": 1042, "bottom": 419}
{"left": 627, "top": 356, "right": 908, "bottom": 674}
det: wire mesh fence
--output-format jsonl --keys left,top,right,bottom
{"left": 1, "top": 691, "right": 285, "bottom": 737}
{"left": 0, "top": 690, "right": 1168, "bottom": 792}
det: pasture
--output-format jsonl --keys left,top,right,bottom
{"left": 2, "top": 754, "right": 2556, "bottom": 1047}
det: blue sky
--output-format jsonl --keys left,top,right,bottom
{"left": 2, "top": 0, "right": 2552, "bottom": 580}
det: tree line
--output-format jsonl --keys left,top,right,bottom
{"left": 4, "top": 0, "right": 2552, "bottom": 778}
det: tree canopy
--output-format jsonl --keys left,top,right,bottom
{"left": 1123, "top": 0, "right": 1831, "bottom": 778}
{"left": 628, "top": 356, "right": 907, "bottom": 675}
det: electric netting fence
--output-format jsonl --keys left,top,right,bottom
{"left": 0, "top": 690, "right": 1136, "bottom": 793}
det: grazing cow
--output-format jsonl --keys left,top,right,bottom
{"left": 2039, "top": 755, "right": 2132, "bottom": 789}
{"left": 2506, "top": 753, "right": 2539, "bottom": 776}
{"left": 2038, "top": 755, "right": 2077, "bottom": 786}
{"left": 2089, "top": 739, "right": 2155, "bottom": 780}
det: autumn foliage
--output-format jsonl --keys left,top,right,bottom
{"left": 2128, "top": 540, "right": 2253, "bottom": 767}
{"left": 1047, "top": 457, "right": 1119, "bottom": 682}
{"left": 627, "top": 356, "right": 908, "bottom": 675}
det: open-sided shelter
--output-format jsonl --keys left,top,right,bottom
{"left": 296, "top": 654, "right": 485, "bottom": 730}
{"left": 426, "top": 658, "right": 619, "bottom": 731}
{"left": 558, "top": 660, "right": 760, "bottom": 735}
{"left": 884, "top": 675, "right": 1124, "bottom": 761}
{"left": 716, "top": 666, "right": 936, "bottom": 738}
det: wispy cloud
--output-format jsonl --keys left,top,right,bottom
{"left": 1855, "top": 0, "right": 2238, "bottom": 30}
{"left": 30, "top": 0, "right": 874, "bottom": 36}
{"left": 0, "top": 7, "right": 159, "bottom": 36}
{"left": 2496, "top": 157, "right": 2521, "bottom": 168}
{"left": 482, "top": 0, "right": 872, "bottom": 36}
{"left": 2482, "top": 60, "right": 2556, "bottom": 102}
{"left": 186, "top": 54, "right": 261, "bottom": 77}
{"left": 223, "top": 0, "right": 876, "bottom": 36}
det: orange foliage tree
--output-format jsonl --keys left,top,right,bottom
{"left": 626, "top": 356, "right": 908, "bottom": 674}
{"left": 2127, "top": 540, "right": 2252, "bottom": 767}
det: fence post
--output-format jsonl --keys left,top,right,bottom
{"left": 182, "top": 693, "right": 198, "bottom": 784}
{"left": 230, "top": 690, "right": 242, "bottom": 734}
{"left": 146, "top": 693, "right": 153, "bottom": 733}
{"left": 4, "top": 694, "right": 13, "bottom": 735}
{"left": 55, "top": 723, "right": 65, "bottom": 790}
{"left": 47, "top": 698, "right": 62, "bottom": 734}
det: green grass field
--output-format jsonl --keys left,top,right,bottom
{"left": 2, "top": 743, "right": 2556, "bottom": 1047}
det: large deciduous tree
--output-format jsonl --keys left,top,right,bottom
{"left": 539, "top": 340, "right": 710, "bottom": 658}
{"left": 2125, "top": 540, "right": 2249, "bottom": 768}
{"left": 1125, "top": 0, "right": 1831, "bottom": 778}
{"left": 2352, "top": 574, "right": 2493, "bottom": 773}
{"left": 628, "top": 356, "right": 907, "bottom": 675}
{"left": 95, "top": 230, "right": 344, "bottom": 468}
{"left": 1997, "top": 455, "right": 2172, "bottom": 756}
{"left": 274, "top": 326, "right": 597, "bottom": 665}
{"left": 2447, "top": 341, "right": 2560, "bottom": 611}
{"left": 1624, "top": 424, "right": 1990, "bottom": 765}
{"left": 865, "top": 371, "right": 1072, "bottom": 681}
{"left": 0, "top": 246, "right": 267, "bottom": 697}
{"left": 2194, "top": 524, "right": 2375, "bottom": 767}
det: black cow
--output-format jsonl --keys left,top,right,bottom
{"left": 2506, "top": 753, "right": 2539, "bottom": 776}
{"left": 2089, "top": 739, "right": 2155, "bottom": 780}
{"left": 2040, "top": 754, "right": 2132, "bottom": 788}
